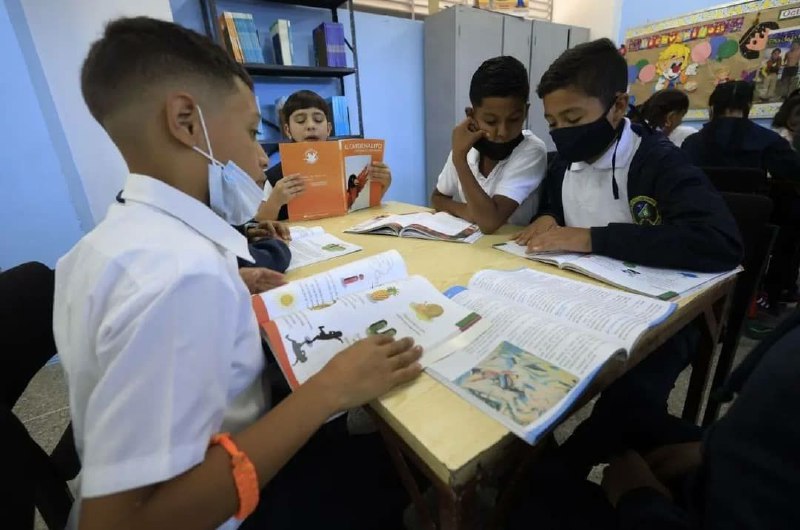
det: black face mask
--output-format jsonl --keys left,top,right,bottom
{"left": 549, "top": 102, "right": 617, "bottom": 163}
{"left": 474, "top": 133, "right": 525, "bottom": 161}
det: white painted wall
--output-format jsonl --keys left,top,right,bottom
{"left": 11, "top": 0, "right": 174, "bottom": 224}
{"left": 552, "top": 0, "right": 623, "bottom": 42}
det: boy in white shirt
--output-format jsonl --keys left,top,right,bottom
{"left": 56, "top": 17, "right": 422, "bottom": 530}
{"left": 431, "top": 56, "right": 547, "bottom": 233}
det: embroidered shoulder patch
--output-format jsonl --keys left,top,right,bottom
{"left": 629, "top": 196, "right": 661, "bottom": 226}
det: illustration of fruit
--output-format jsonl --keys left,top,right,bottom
{"left": 410, "top": 302, "right": 444, "bottom": 322}
{"left": 279, "top": 293, "right": 295, "bottom": 307}
{"left": 369, "top": 286, "right": 399, "bottom": 302}
{"left": 310, "top": 301, "right": 335, "bottom": 311}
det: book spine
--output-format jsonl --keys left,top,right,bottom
{"left": 314, "top": 24, "right": 328, "bottom": 67}
{"left": 336, "top": 24, "right": 346, "bottom": 67}
{"left": 233, "top": 13, "right": 257, "bottom": 63}
{"left": 283, "top": 20, "right": 294, "bottom": 66}
{"left": 225, "top": 13, "right": 244, "bottom": 63}
{"left": 245, "top": 14, "right": 264, "bottom": 63}
{"left": 270, "top": 21, "right": 282, "bottom": 65}
{"left": 218, "top": 15, "right": 235, "bottom": 59}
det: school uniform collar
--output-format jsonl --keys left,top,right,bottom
{"left": 570, "top": 118, "right": 636, "bottom": 172}
{"left": 120, "top": 173, "right": 253, "bottom": 262}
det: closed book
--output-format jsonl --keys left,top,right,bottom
{"left": 222, "top": 12, "right": 244, "bottom": 62}
{"left": 243, "top": 13, "right": 265, "bottom": 63}
{"left": 270, "top": 19, "right": 293, "bottom": 66}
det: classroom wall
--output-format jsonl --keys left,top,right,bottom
{"left": 552, "top": 0, "right": 623, "bottom": 41}
{"left": 0, "top": 2, "right": 84, "bottom": 269}
{"left": 170, "top": 1, "right": 427, "bottom": 206}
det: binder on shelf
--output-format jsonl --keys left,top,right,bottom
{"left": 270, "top": 19, "right": 294, "bottom": 66}
{"left": 313, "top": 22, "right": 346, "bottom": 67}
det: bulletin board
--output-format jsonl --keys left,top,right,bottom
{"left": 624, "top": 0, "right": 800, "bottom": 119}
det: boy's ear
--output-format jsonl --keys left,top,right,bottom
{"left": 326, "top": 121, "right": 332, "bottom": 137}
{"left": 465, "top": 107, "right": 474, "bottom": 118}
{"left": 164, "top": 92, "right": 202, "bottom": 149}
{"left": 612, "top": 93, "right": 630, "bottom": 121}
{"left": 283, "top": 122, "right": 293, "bottom": 140}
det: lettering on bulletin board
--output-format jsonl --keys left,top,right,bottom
{"left": 624, "top": 0, "right": 800, "bottom": 119}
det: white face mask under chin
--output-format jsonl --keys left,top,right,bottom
{"left": 192, "top": 106, "right": 264, "bottom": 226}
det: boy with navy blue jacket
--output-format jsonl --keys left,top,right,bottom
{"left": 515, "top": 38, "right": 743, "bottom": 471}
{"left": 515, "top": 40, "right": 742, "bottom": 273}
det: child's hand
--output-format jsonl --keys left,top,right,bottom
{"left": 452, "top": 118, "right": 486, "bottom": 160}
{"left": 246, "top": 220, "right": 291, "bottom": 242}
{"left": 239, "top": 267, "right": 287, "bottom": 294}
{"left": 523, "top": 226, "right": 592, "bottom": 254}
{"left": 314, "top": 335, "right": 423, "bottom": 411}
{"left": 644, "top": 442, "right": 703, "bottom": 484}
{"left": 513, "top": 215, "right": 559, "bottom": 246}
{"left": 273, "top": 174, "right": 305, "bottom": 205}
{"left": 368, "top": 162, "right": 392, "bottom": 189}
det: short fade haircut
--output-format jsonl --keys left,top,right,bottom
{"left": 281, "top": 90, "right": 332, "bottom": 123}
{"left": 469, "top": 56, "right": 529, "bottom": 106}
{"left": 709, "top": 81, "right": 755, "bottom": 118}
{"left": 81, "top": 16, "right": 253, "bottom": 124}
{"left": 537, "top": 38, "right": 627, "bottom": 107}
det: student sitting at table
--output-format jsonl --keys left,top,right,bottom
{"left": 430, "top": 56, "right": 548, "bottom": 234}
{"left": 681, "top": 80, "right": 800, "bottom": 181}
{"left": 255, "top": 90, "right": 392, "bottom": 221}
{"left": 56, "top": 17, "right": 422, "bottom": 530}
{"left": 513, "top": 38, "right": 742, "bottom": 474}
{"left": 628, "top": 88, "right": 696, "bottom": 147}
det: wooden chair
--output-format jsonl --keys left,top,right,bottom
{"left": 701, "top": 193, "right": 777, "bottom": 426}
{"left": 700, "top": 166, "right": 768, "bottom": 194}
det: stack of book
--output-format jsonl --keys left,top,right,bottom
{"left": 326, "top": 96, "right": 350, "bottom": 136}
{"left": 270, "top": 19, "right": 294, "bottom": 66}
{"left": 313, "top": 22, "right": 347, "bottom": 67}
{"left": 218, "top": 12, "right": 264, "bottom": 63}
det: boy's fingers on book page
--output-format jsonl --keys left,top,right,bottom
{"left": 391, "top": 362, "right": 423, "bottom": 385}
{"left": 388, "top": 346, "right": 423, "bottom": 370}
{"left": 383, "top": 337, "right": 416, "bottom": 357}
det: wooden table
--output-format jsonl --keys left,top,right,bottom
{"left": 287, "top": 202, "right": 736, "bottom": 530}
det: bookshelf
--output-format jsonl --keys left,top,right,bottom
{"left": 198, "top": 0, "right": 364, "bottom": 143}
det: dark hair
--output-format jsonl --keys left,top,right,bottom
{"left": 635, "top": 89, "right": 690, "bottom": 129}
{"left": 81, "top": 17, "right": 252, "bottom": 124}
{"left": 709, "top": 81, "right": 755, "bottom": 118}
{"left": 537, "top": 38, "right": 627, "bottom": 107}
{"left": 738, "top": 21, "right": 779, "bottom": 59}
{"left": 469, "top": 56, "right": 529, "bottom": 106}
{"left": 773, "top": 93, "right": 800, "bottom": 127}
{"left": 281, "top": 90, "right": 332, "bottom": 123}
{"left": 772, "top": 48, "right": 782, "bottom": 55}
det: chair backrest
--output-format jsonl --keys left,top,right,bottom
{"left": 701, "top": 166, "right": 768, "bottom": 194}
{"left": 720, "top": 192, "right": 776, "bottom": 341}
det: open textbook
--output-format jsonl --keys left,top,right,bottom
{"left": 251, "top": 250, "right": 483, "bottom": 388}
{"left": 286, "top": 226, "right": 361, "bottom": 272}
{"left": 345, "top": 212, "right": 483, "bottom": 244}
{"left": 425, "top": 268, "right": 676, "bottom": 444}
{"left": 494, "top": 242, "right": 739, "bottom": 300}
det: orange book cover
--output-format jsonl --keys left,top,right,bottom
{"left": 280, "top": 138, "right": 385, "bottom": 221}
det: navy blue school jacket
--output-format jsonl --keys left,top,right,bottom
{"left": 539, "top": 123, "right": 743, "bottom": 272}
{"left": 265, "top": 162, "right": 289, "bottom": 221}
{"left": 615, "top": 308, "right": 800, "bottom": 529}
{"left": 681, "top": 117, "right": 800, "bottom": 182}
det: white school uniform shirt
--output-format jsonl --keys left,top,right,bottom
{"left": 55, "top": 173, "right": 268, "bottom": 530}
{"left": 435, "top": 129, "right": 547, "bottom": 226}
{"left": 668, "top": 124, "right": 698, "bottom": 147}
{"left": 562, "top": 118, "right": 641, "bottom": 228}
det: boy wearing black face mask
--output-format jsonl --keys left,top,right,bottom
{"left": 514, "top": 38, "right": 741, "bottom": 272}
{"left": 431, "top": 56, "right": 547, "bottom": 234}
{"left": 513, "top": 39, "right": 743, "bottom": 475}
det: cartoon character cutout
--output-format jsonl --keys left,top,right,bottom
{"left": 655, "top": 44, "right": 698, "bottom": 91}
{"left": 739, "top": 16, "right": 779, "bottom": 60}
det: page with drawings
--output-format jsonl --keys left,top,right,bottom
{"left": 262, "top": 275, "right": 483, "bottom": 388}
{"left": 285, "top": 226, "right": 362, "bottom": 272}
{"left": 424, "top": 268, "right": 676, "bottom": 444}
{"left": 256, "top": 250, "right": 407, "bottom": 320}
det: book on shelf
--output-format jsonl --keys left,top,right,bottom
{"left": 493, "top": 242, "right": 740, "bottom": 300}
{"left": 279, "top": 138, "right": 385, "bottom": 221}
{"left": 270, "top": 19, "right": 294, "bottom": 66}
{"left": 326, "top": 96, "right": 351, "bottom": 136}
{"left": 313, "top": 22, "right": 346, "bottom": 67}
{"left": 219, "top": 12, "right": 263, "bottom": 63}
{"left": 426, "top": 267, "right": 676, "bottom": 444}
{"left": 345, "top": 212, "right": 483, "bottom": 244}
{"left": 251, "top": 250, "right": 483, "bottom": 388}
{"left": 285, "top": 226, "right": 362, "bottom": 272}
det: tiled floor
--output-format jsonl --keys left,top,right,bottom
{"left": 15, "top": 334, "right": 762, "bottom": 530}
